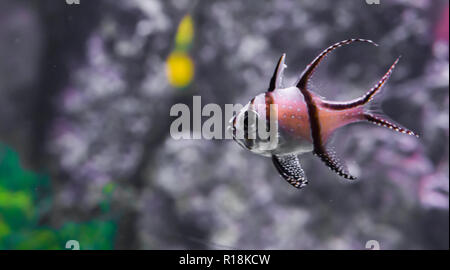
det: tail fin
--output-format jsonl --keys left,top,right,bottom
{"left": 321, "top": 57, "right": 419, "bottom": 138}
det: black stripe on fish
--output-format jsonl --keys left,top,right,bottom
{"left": 297, "top": 84, "right": 322, "bottom": 152}
{"left": 243, "top": 111, "right": 254, "bottom": 150}
{"left": 264, "top": 92, "right": 274, "bottom": 133}
{"left": 302, "top": 92, "right": 356, "bottom": 180}
{"left": 296, "top": 41, "right": 360, "bottom": 180}
{"left": 245, "top": 97, "right": 257, "bottom": 149}
{"left": 232, "top": 115, "right": 237, "bottom": 138}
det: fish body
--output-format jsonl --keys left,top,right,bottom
{"left": 233, "top": 87, "right": 313, "bottom": 157}
{"left": 229, "top": 39, "right": 418, "bottom": 189}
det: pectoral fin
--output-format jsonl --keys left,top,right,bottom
{"left": 272, "top": 154, "right": 308, "bottom": 189}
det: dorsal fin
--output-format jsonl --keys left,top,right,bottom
{"left": 296, "top": 39, "right": 378, "bottom": 90}
{"left": 267, "top": 53, "right": 287, "bottom": 92}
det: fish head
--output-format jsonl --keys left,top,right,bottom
{"left": 228, "top": 94, "right": 278, "bottom": 155}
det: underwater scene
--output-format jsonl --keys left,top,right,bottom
{"left": 0, "top": 0, "right": 448, "bottom": 250}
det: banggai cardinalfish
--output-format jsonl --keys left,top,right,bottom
{"left": 228, "top": 39, "right": 418, "bottom": 189}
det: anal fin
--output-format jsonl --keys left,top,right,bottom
{"left": 313, "top": 146, "right": 357, "bottom": 180}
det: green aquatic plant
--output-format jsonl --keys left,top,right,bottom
{"left": 0, "top": 144, "right": 116, "bottom": 250}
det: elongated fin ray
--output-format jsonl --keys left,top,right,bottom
{"left": 321, "top": 57, "right": 401, "bottom": 110}
{"left": 296, "top": 39, "right": 378, "bottom": 90}
{"left": 272, "top": 154, "right": 308, "bottom": 189}
{"left": 268, "top": 53, "right": 287, "bottom": 92}
{"left": 364, "top": 113, "right": 419, "bottom": 137}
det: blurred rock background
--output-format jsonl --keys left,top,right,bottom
{"left": 0, "top": 0, "right": 448, "bottom": 249}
